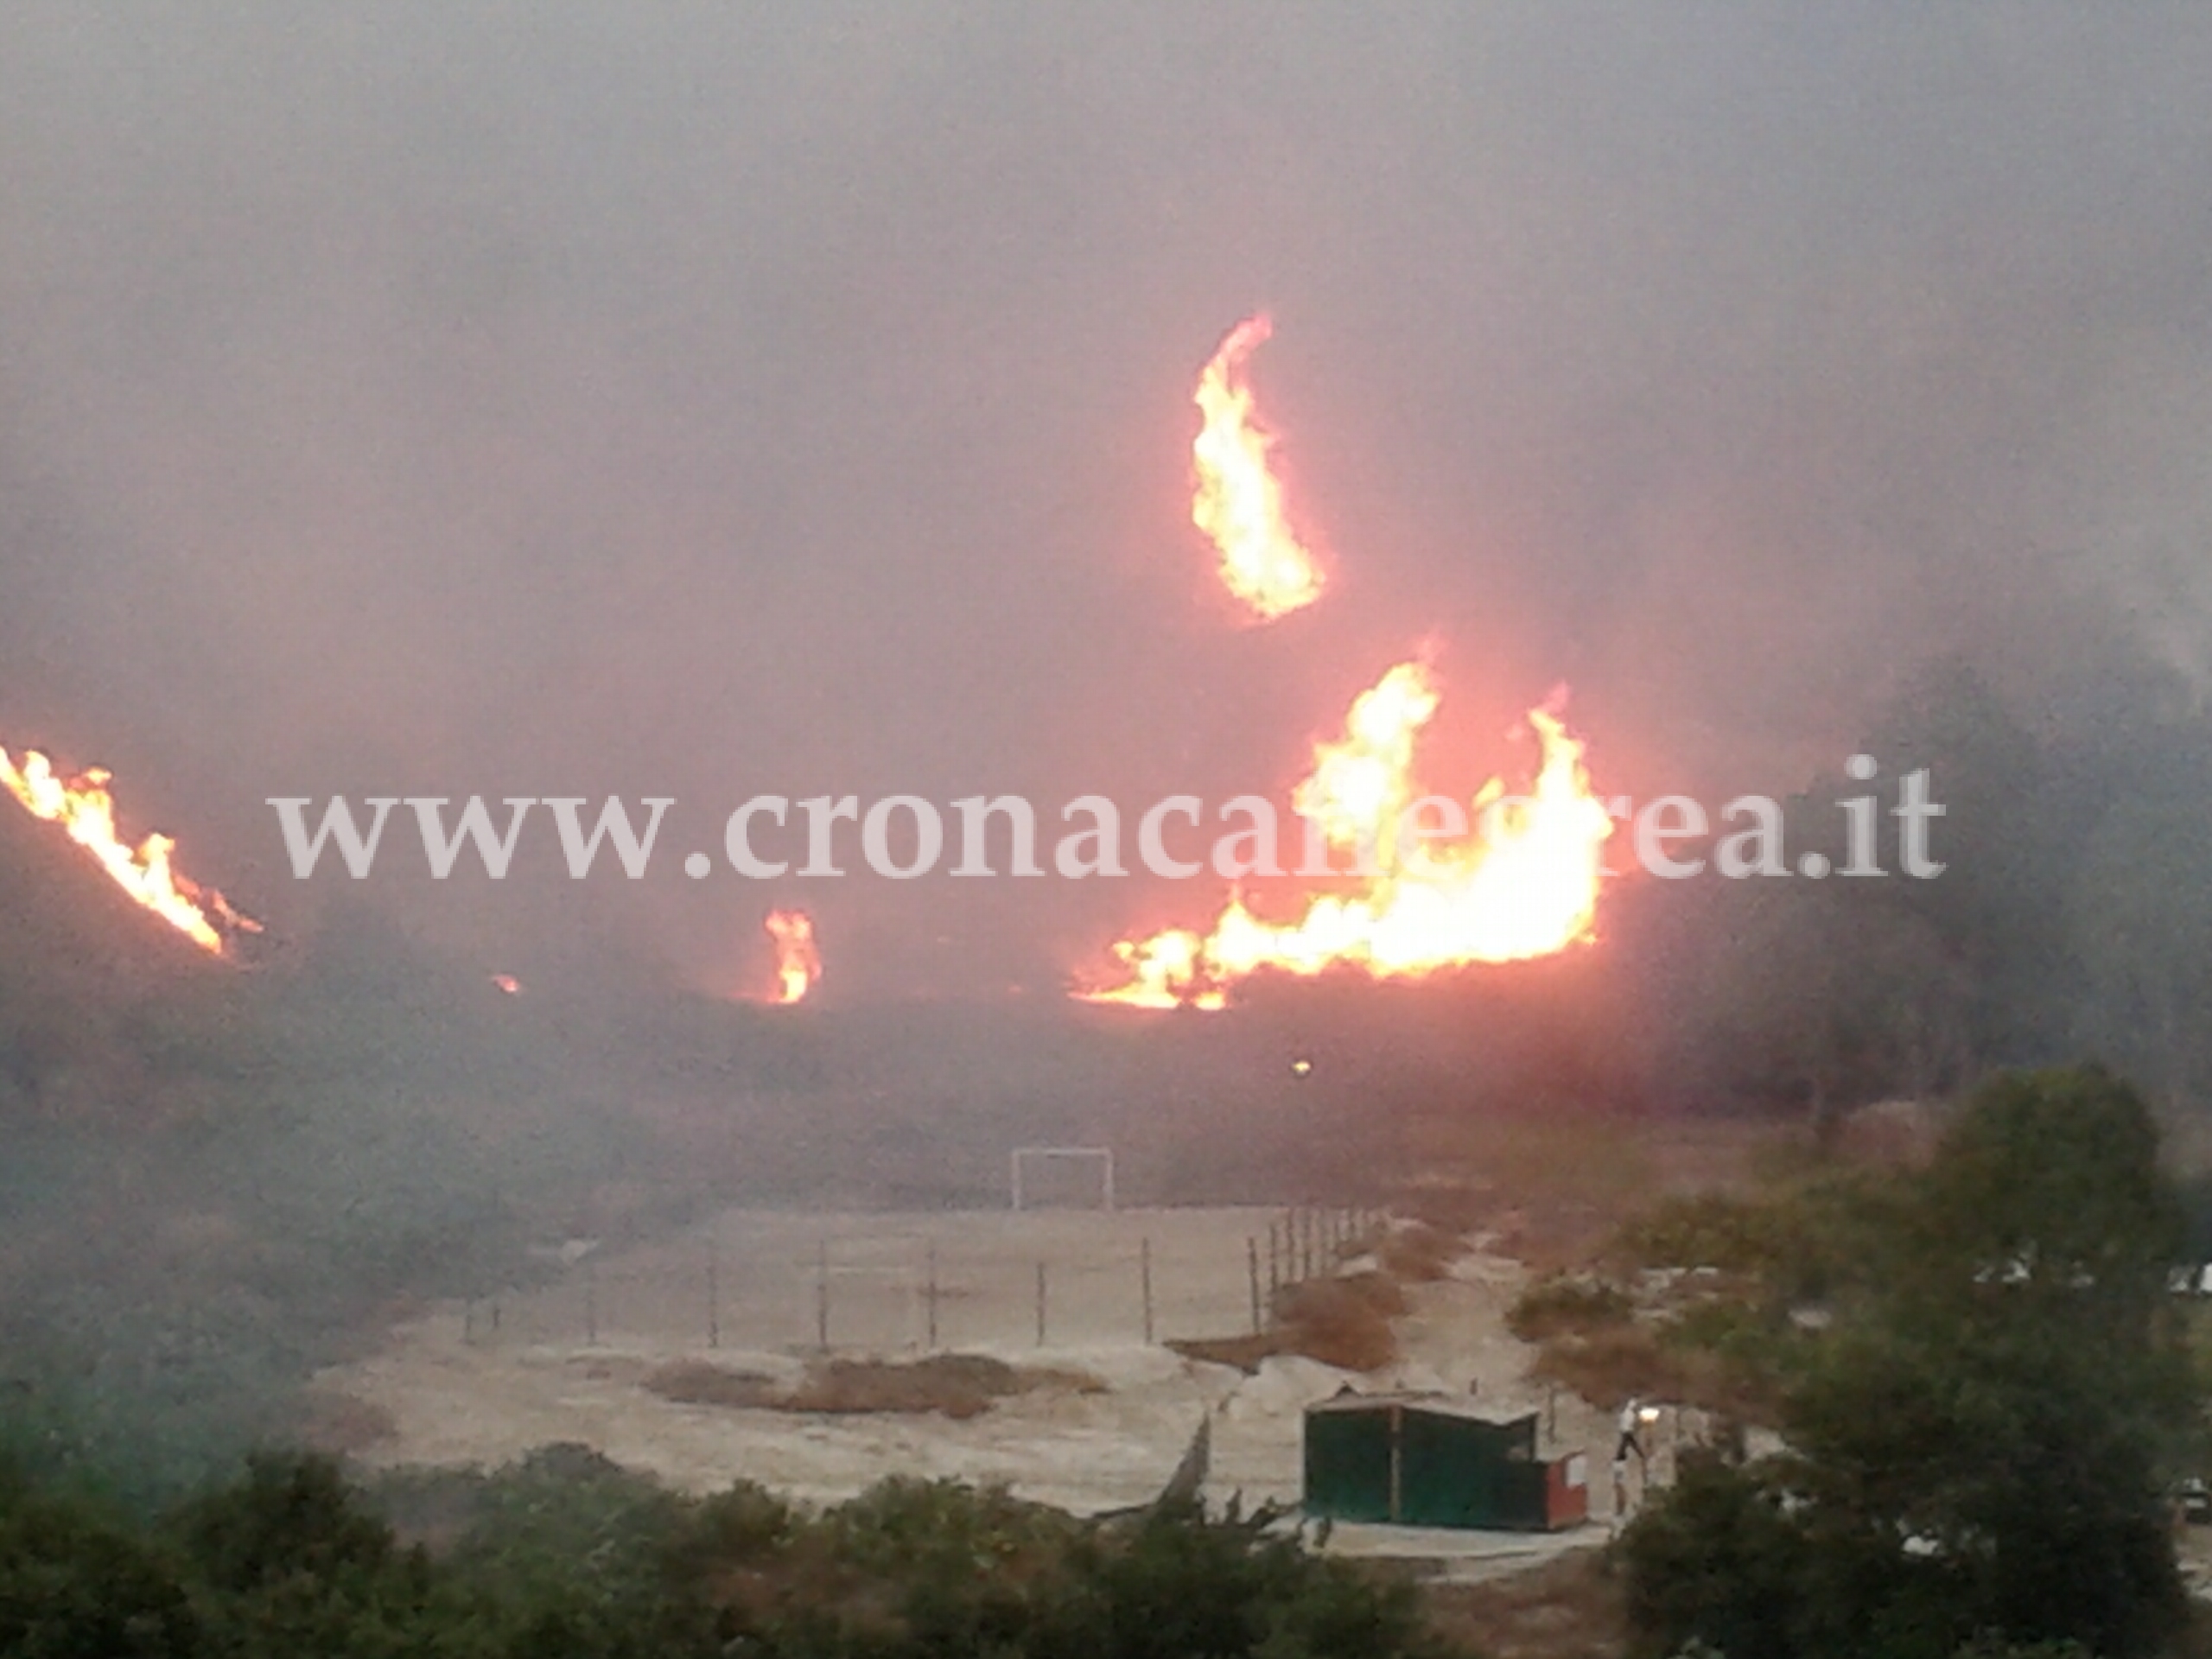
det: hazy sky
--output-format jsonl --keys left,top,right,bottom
{"left": 4, "top": 4, "right": 2209, "bottom": 998}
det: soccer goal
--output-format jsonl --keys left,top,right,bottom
{"left": 1009, "top": 1146, "right": 1116, "bottom": 1211}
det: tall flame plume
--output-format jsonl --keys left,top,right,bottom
{"left": 764, "top": 909, "right": 821, "bottom": 1005}
{"left": 1080, "top": 662, "right": 1613, "bottom": 1009}
{"left": 1193, "top": 315, "right": 1323, "bottom": 622}
{"left": 0, "top": 747, "right": 259, "bottom": 957}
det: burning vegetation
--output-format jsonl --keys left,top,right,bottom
{"left": 1192, "top": 315, "right": 1324, "bottom": 623}
{"left": 1084, "top": 662, "right": 1613, "bottom": 1008}
{"left": 762, "top": 908, "right": 820, "bottom": 1005}
{"left": 0, "top": 746, "right": 257, "bottom": 957}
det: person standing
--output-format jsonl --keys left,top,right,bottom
{"left": 1617, "top": 1396, "right": 1647, "bottom": 1466}
{"left": 1611, "top": 1396, "right": 1647, "bottom": 1531}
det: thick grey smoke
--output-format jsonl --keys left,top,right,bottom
{"left": 3, "top": 3, "right": 2209, "bottom": 997}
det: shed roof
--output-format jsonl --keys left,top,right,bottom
{"left": 1303, "top": 1391, "right": 1538, "bottom": 1431}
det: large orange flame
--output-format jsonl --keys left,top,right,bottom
{"left": 764, "top": 909, "right": 820, "bottom": 1005}
{"left": 1193, "top": 315, "right": 1323, "bottom": 621}
{"left": 1079, "top": 662, "right": 1612, "bottom": 1009}
{"left": 0, "top": 747, "right": 259, "bottom": 957}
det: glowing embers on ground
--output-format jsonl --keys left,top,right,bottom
{"left": 1192, "top": 315, "right": 1324, "bottom": 622}
{"left": 0, "top": 746, "right": 260, "bottom": 957}
{"left": 1079, "top": 661, "right": 1613, "bottom": 1010}
{"left": 762, "top": 908, "right": 821, "bottom": 1005}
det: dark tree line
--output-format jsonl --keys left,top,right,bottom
{"left": 1623, "top": 652, "right": 2212, "bottom": 1126}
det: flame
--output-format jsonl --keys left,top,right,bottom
{"left": 0, "top": 747, "right": 259, "bottom": 956}
{"left": 491, "top": 974, "right": 522, "bottom": 995}
{"left": 1192, "top": 315, "right": 1323, "bottom": 621}
{"left": 764, "top": 908, "right": 820, "bottom": 1005}
{"left": 1079, "top": 662, "right": 1613, "bottom": 1008}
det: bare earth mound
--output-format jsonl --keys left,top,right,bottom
{"left": 1169, "top": 1272, "right": 1408, "bottom": 1374}
{"left": 646, "top": 1354, "right": 1104, "bottom": 1421}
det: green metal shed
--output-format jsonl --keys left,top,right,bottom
{"left": 1303, "top": 1393, "right": 1588, "bottom": 1531}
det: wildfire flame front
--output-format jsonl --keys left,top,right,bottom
{"left": 1080, "top": 662, "right": 1613, "bottom": 1009}
{"left": 0, "top": 746, "right": 258, "bottom": 957}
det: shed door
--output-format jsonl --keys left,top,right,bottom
{"left": 1304, "top": 1410, "right": 1393, "bottom": 1522}
{"left": 1400, "top": 1411, "right": 1502, "bottom": 1528}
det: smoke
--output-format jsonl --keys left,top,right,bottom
{"left": 3, "top": 3, "right": 2210, "bottom": 995}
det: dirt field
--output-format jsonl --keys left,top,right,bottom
{"left": 483, "top": 1205, "right": 1283, "bottom": 1355}
{"left": 319, "top": 1205, "right": 1651, "bottom": 1528}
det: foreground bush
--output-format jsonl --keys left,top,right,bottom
{"left": 0, "top": 1448, "right": 1466, "bottom": 1658}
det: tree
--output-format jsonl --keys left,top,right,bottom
{"left": 1624, "top": 1067, "right": 2195, "bottom": 1659}
{"left": 168, "top": 1452, "right": 438, "bottom": 1659}
{"left": 1619, "top": 1454, "right": 1810, "bottom": 1659}
{"left": 0, "top": 1468, "right": 200, "bottom": 1659}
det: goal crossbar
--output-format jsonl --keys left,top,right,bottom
{"left": 1009, "top": 1146, "right": 1116, "bottom": 1211}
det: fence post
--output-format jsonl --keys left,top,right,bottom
{"left": 1141, "top": 1236, "right": 1154, "bottom": 1345}
{"left": 1035, "top": 1261, "right": 1047, "bottom": 1347}
{"left": 1248, "top": 1237, "right": 1262, "bottom": 1333}
{"left": 585, "top": 1256, "right": 599, "bottom": 1346}
{"left": 816, "top": 1241, "right": 830, "bottom": 1351}
{"left": 707, "top": 1240, "right": 720, "bottom": 1351}
{"left": 926, "top": 1242, "right": 940, "bottom": 1351}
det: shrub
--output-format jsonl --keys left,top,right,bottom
{"left": 1506, "top": 1274, "right": 1634, "bottom": 1343}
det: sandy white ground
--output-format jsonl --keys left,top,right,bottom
{"left": 322, "top": 1207, "right": 1644, "bottom": 1546}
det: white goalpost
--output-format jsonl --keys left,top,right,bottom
{"left": 1009, "top": 1146, "right": 1116, "bottom": 1211}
